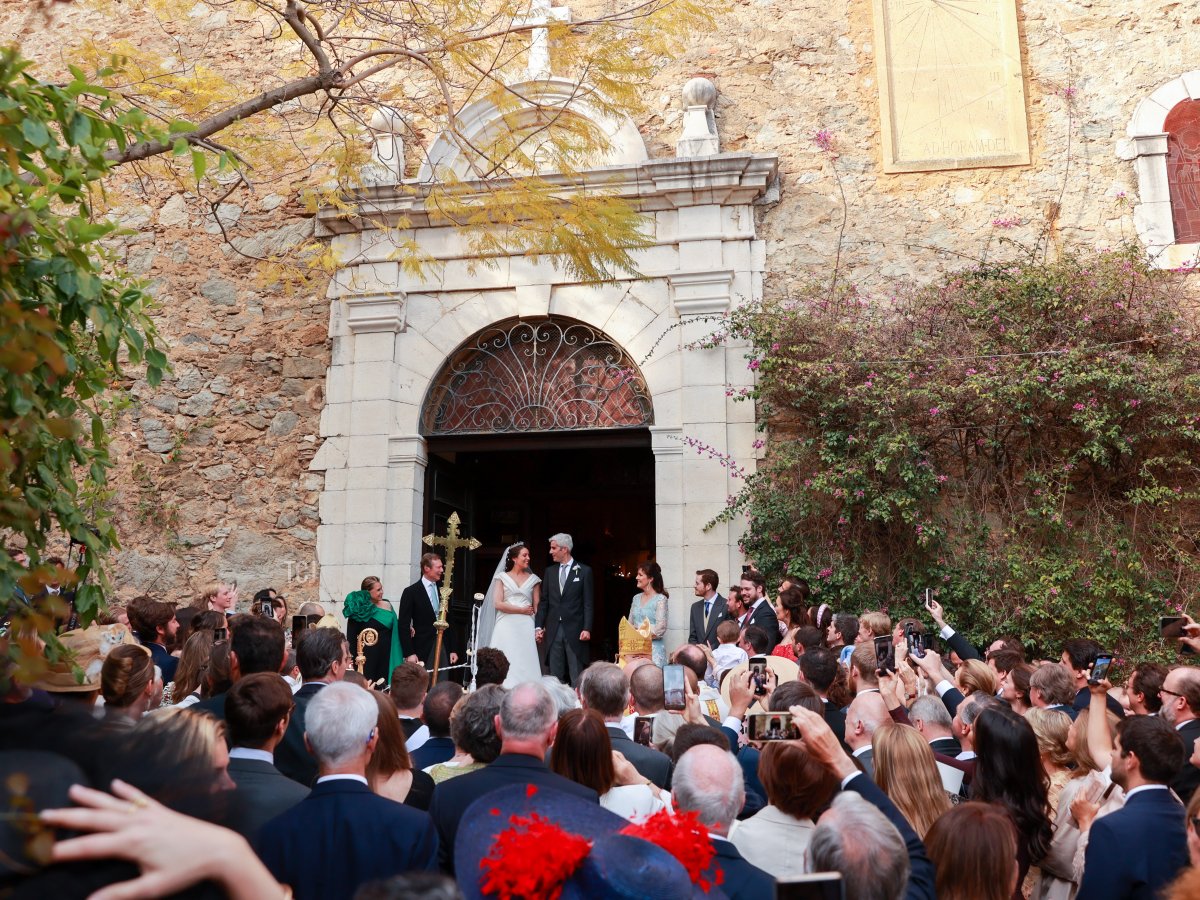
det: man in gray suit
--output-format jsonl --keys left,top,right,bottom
{"left": 578, "top": 661, "right": 671, "bottom": 788}
{"left": 844, "top": 691, "right": 890, "bottom": 779}
{"left": 226, "top": 672, "right": 309, "bottom": 841}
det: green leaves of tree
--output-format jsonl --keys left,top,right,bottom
{"left": 0, "top": 47, "right": 165, "bottom": 691}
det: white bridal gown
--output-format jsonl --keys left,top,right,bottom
{"left": 487, "top": 571, "right": 543, "bottom": 688}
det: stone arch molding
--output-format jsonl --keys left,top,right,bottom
{"left": 1126, "top": 71, "right": 1200, "bottom": 269}
{"left": 417, "top": 77, "right": 648, "bottom": 182}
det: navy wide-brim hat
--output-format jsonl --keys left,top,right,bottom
{"left": 454, "top": 784, "right": 723, "bottom": 900}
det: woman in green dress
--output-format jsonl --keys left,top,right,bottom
{"left": 344, "top": 576, "right": 403, "bottom": 687}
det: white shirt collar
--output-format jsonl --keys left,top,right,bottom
{"left": 1125, "top": 784, "right": 1170, "bottom": 800}
{"left": 229, "top": 747, "right": 274, "bottom": 764}
{"left": 957, "top": 750, "right": 977, "bottom": 761}
{"left": 852, "top": 745, "right": 872, "bottom": 758}
{"left": 561, "top": 557, "right": 574, "bottom": 568}
{"left": 421, "top": 577, "right": 437, "bottom": 589}
{"left": 316, "top": 774, "right": 369, "bottom": 786}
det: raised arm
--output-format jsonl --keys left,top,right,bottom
{"left": 1086, "top": 678, "right": 1114, "bottom": 771}
{"left": 925, "top": 598, "right": 982, "bottom": 662}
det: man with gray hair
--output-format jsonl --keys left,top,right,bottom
{"left": 789, "top": 704, "right": 936, "bottom": 900}
{"left": 952, "top": 691, "right": 1006, "bottom": 762}
{"left": 256, "top": 682, "right": 438, "bottom": 900}
{"left": 1029, "top": 662, "right": 1078, "bottom": 718}
{"left": 909, "top": 694, "right": 961, "bottom": 756}
{"left": 535, "top": 532, "right": 594, "bottom": 685}
{"left": 579, "top": 662, "right": 671, "bottom": 787}
{"left": 672, "top": 745, "right": 773, "bottom": 899}
{"left": 428, "top": 681, "right": 597, "bottom": 872}
{"left": 811, "top": 793, "right": 911, "bottom": 900}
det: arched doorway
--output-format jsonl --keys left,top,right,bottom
{"left": 420, "top": 317, "right": 656, "bottom": 665}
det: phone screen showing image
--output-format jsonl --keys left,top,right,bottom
{"left": 1089, "top": 654, "right": 1113, "bottom": 684}
{"left": 633, "top": 716, "right": 654, "bottom": 747}
{"left": 874, "top": 635, "right": 895, "bottom": 672}
{"left": 663, "top": 664, "right": 686, "bottom": 711}
{"left": 749, "top": 656, "right": 769, "bottom": 696}
{"left": 747, "top": 712, "right": 799, "bottom": 741}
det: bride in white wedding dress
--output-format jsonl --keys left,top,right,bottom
{"left": 476, "top": 542, "right": 542, "bottom": 687}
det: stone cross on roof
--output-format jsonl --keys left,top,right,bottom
{"left": 516, "top": 0, "right": 571, "bottom": 81}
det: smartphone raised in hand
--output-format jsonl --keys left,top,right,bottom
{"left": 874, "top": 635, "right": 896, "bottom": 673}
{"left": 747, "top": 711, "right": 800, "bottom": 741}
{"left": 749, "top": 656, "right": 769, "bottom": 696}
{"left": 1088, "top": 653, "right": 1114, "bottom": 685}
{"left": 663, "top": 663, "right": 686, "bottom": 711}
{"left": 1161, "top": 616, "right": 1195, "bottom": 655}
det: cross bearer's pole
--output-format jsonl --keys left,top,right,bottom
{"left": 422, "top": 512, "right": 480, "bottom": 684}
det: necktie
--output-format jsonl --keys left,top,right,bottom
{"left": 704, "top": 600, "right": 712, "bottom": 617}
{"left": 559, "top": 564, "right": 568, "bottom": 591}
{"left": 427, "top": 582, "right": 438, "bottom": 614}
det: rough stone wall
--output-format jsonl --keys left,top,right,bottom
{"left": 4, "top": 0, "right": 1197, "bottom": 606}
{"left": 3, "top": 3, "right": 331, "bottom": 606}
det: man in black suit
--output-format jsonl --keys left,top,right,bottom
{"left": 1159, "top": 665, "right": 1200, "bottom": 803}
{"left": 909, "top": 694, "right": 962, "bottom": 757}
{"left": 194, "top": 614, "right": 286, "bottom": 722}
{"left": 410, "top": 682, "right": 462, "bottom": 770}
{"left": 225, "top": 672, "right": 309, "bottom": 841}
{"left": 396, "top": 553, "right": 458, "bottom": 680}
{"left": 672, "top": 744, "right": 774, "bottom": 900}
{"left": 1078, "top": 714, "right": 1188, "bottom": 898}
{"left": 687, "top": 569, "right": 728, "bottom": 649}
{"left": 276, "top": 627, "right": 351, "bottom": 786}
{"left": 1062, "top": 637, "right": 1126, "bottom": 720}
{"left": 578, "top": 662, "right": 672, "bottom": 788}
{"left": 738, "top": 570, "right": 779, "bottom": 652}
{"left": 428, "top": 681, "right": 597, "bottom": 872}
{"left": 535, "top": 533, "right": 593, "bottom": 686}
{"left": 257, "top": 682, "right": 439, "bottom": 900}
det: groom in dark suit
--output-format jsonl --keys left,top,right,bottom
{"left": 535, "top": 533, "right": 593, "bottom": 686}
{"left": 397, "top": 552, "right": 457, "bottom": 681}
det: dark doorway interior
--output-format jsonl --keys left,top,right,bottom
{"left": 424, "top": 430, "right": 655, "bottom": 668}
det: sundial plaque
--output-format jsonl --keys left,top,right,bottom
{"left": 872, "top": 0, "right": 1030, "bottom": 173}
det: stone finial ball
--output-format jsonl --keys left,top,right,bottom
{"left": 682, "top": 77, "right": 717, "bottom": 108}
{"left": 369, "top": 106, "right": 404, "bottom": 134}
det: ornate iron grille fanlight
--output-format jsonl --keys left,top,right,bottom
{"left": 421, "top": 318, "right": 653, "bottom": 435}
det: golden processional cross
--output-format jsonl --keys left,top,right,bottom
{"left": 422, "top": 511, "right": 480, "bottom": 682}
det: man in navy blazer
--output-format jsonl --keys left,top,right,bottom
{"left": 275, "top": 627, "right": 351, "bottom": 786}
{"left": 790, "top": 703, "right": 936, "bottom": 900}
{"left": 428, "top": 681, "right": 597, "bottom": 872}
{"left": 257, "top": 682, "right": 438, "bottom": 900}
{"left": 1078, "top": 715, "right": 1188, "bottom": 899}
{"left": 672, "top": 743, "right": 774, "bottom": 900}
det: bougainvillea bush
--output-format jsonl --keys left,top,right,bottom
{"left": 717, "top": 249, "right": 1200, "bottom": 659}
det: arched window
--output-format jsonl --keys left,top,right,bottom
{"left": 1165, "top": 99, "right": 1200, "bottom": 244}
{"left": 421, "top": 318, "right": 653, "bottom": 436}
{"left": 1127, "top": 73, "right": 1200, "bottom": 268}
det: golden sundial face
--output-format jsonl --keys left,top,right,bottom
{"left": 872, "top": 0, "right": 1030, "bottom": 172}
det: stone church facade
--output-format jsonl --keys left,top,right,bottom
{"left": 5, "top": 0, "right": 1197, "bottom": 651}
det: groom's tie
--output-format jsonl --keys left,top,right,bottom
{"left": 559, "top": 564, "right": 568, "bottom": 591}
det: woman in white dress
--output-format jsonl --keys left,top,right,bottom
{"left": 477, "top": 542, "right": 542, "bottom": 688}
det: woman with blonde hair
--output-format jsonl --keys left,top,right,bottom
{"left": 1033, "top": 702, "right": 1124, "bottom": 900}
{"left": 956, "top": 658, "right": 998, "bottom": 697}
{"left": 1025, "top": 707, "right": 1074, "bottom": 811}
{"left": 857, "top": 610, "right": 891, "bottom": 643}
{"left": 101, "top": 644, "right": 162, "bottom": 726}
{"left": 197, "top": 582, "right": 237, "bottom": 615}
{"left": 872, "top": 721, "right": 952, "bottom": 838}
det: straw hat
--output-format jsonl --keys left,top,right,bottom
{"left": 36, "top": 623, "right": 138, "bottom": 693}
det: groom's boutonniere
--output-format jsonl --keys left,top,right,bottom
{"left": 571, "top": 564, "right": 580, "bottom": 583}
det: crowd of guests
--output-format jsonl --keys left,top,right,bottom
{"left": 5, "top": 565, "right": 1200, "bottom": 900}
